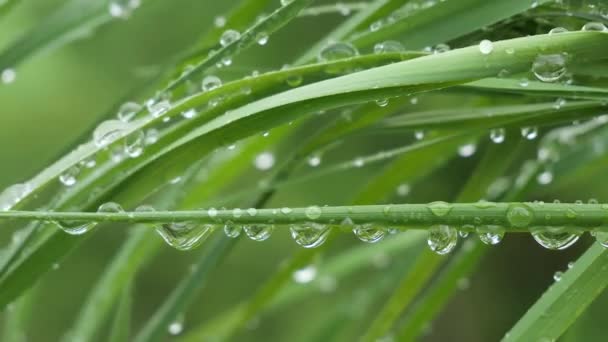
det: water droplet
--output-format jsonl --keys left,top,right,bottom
{"left": 0, "top": 183, "right": 31, "bottom": 211}
{"left": 490, "top": 128, "right": 505, "bottom": 143}
{"left": 519, "top": 78, "right": 529, "bottom": 87}
{"left": 375, "top": 98, "right": 389, "bottom": 107}
{"left": 145, "top": 128, "right": 159, "bottom": 145}
{"left": 595, "top": 231, "right": 608, "bottom": 248}
{"left": 93, "top": 120, "right": 127, "bottom": 147}
{"left": 202, "top": 75, "right": 222, "bottom": 92}
{"left": 396, "top": 183, "right": 410, "bottom": 196}
{"left": 427, "top": 225, "right": 458, "bottom": 255}
{"left": 506, "top": 204, "right": 534, "bottom": 228}
{"left": 156, "top": 222, "right": 214, "bottom": 250}
{"left": 305, "top": 206, "right": 322, "bottom": 220}
{"left": 428, "top": 201, "right": 452, "bottom": 217}
{"left": 247, "top": 208, "right": 257, "bottom": 216}
{"left": 124, "top": 130, "right": 145, "bottom": 158}
{"left": 220, "top": 29, "right": 241, "bottom": 47}
{"left": 433, "top": 43, "right": 450, "bottom": 54}
{"left": 292, "top": 265, "right": 317, "bottom": 283}
{"left": 476, "top": 225, "right": 504, "bottom": 245}
{"left": 55, "top": 219, "right": 97, "bottom": 235}
{"left": 117, "top": 102, "right": 142, "bottom": 122}
{"left": 537, "top": 170, "right": 553, "bottom": 185}
{"left": 318, "top": 42, "right": 358, "bottom": 62}
{"left": 567, "top": 261, "right": 574, "bottom": 269}
{"left": 244, "top": 224, "right": 273, "bottom": 241}
{"left": 256, "top": 32, "right": 269, "bottom": 45}
{"left": 549, "top": 27, "right": 569, "bottom": 34}
{"left": 581, "top": 22, "right": 607, "bottom": 32}
{"left": 207, "top": 207, "right": 218, "bottom": 218}
{"left": 98, "top": 201, "right": 124, "bottom": 213}
{"left": 254, "top": 152, "right": 275, "bottom": 170}
{"left": 521, "top": 126, "right": 538, "bottom": 140}
{"left": 290, "top": 223, "right": 329, "bottom": 248}
{"left": 280, "top": 207, "right": 292, "bottom": 215}
{"left": 59, "top": 165, "right": 80, "bottom": 187}
{"left": 373, "top": 40, "right": 404, "bottom": 54}
{"left": 223, "top": 221, "right": 241, "bottom": 238}
{"left": 214, "top": 16, "right": 226, "bottom": 27}
{"left": 307, "top": 154, "right": 321, "bottom": 167}
{"left": 478, "top": 39, "right": 493, "bottom": 55}
{"left": 353, "top": 157, "right": 364, "bottom": 167}
{"left": 285, "top": 74, "right": 303, "bottom": 87}
{"left": 414, "top": 130, "right": 425, "bottom": 140}
{"left": 532, "top": 228, "right": 580, "bottom": 250}
{"left": 168, "top": 314, "right": 185, "bottom": 335}
{"left": 353, "top": 224, "right": 385, "bottom": 243}
{"left": 1, "top": 68, "right": 16, "bottom": 84}
{"left": 553, "top": 271, "right": 563, "bottom": 282}
{"left": 181, "top": 109, "right": 197, "bottom": 119}
{"left": 458, "top": 143, "right": 477, "bottom": 157}
{"left": 532, "top": 54, "right": 567, "bottom": 82}
{"left": 280, "top": 0, "right": 293, "bottom": 6}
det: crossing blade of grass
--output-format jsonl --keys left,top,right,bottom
{"left": 133, "top": 234, "right": 235, "bottom": 342}
{"left": 107, "top": 281, "right": 133, "bottom": 342}
{"left": 349, "top": 0, "right": 554, "bottom": 49}
{"left": 360, "top": 136, "right": 525, "bottom": 342}
{"left": 465, "top": 78, "right": 608, "bottom": 100}
{"left": 0, "top": 0, "right": 161, "bottom": 70}
{"left": 503, "top": 245, "right": 608, "bottom": 342}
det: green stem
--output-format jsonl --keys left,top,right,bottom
{"left": 1, "top": 202, "right": 608, "bottom": 231}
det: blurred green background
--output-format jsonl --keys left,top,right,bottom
{"left": 0, "top": 0, "right": 606, "bottom": 341}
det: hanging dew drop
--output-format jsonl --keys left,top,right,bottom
{"left": 476, "top": 225, "right": 504, "bottom": 245}
{"left": 427, "top": 225, "right": 458, "bottom": 255}
{"left": 490, "top": 128, "right": 505, "bottom": 143}
{"left": 414, "top": 130, "right": 425, "bottom": 140}
{"left": 458, "top": 143, "right": 477, "bottom": 157}
{"left": 116, "top": 101, "right": 142, "bottom": 122}
{"left": 124, "top": 130, "right": 145, "bottom": 158}
{"left": 353, "top": 224, "right": 386, "bottom": 243}
{"left": 305, "top": 205, "right": 322, "bottom": 220}
{"left": 156, "top": 222, "right": 214, "bottom": 251}
{"left": 532, "top": 228, "right": 580, "bottom": 250}
{"left": 536, "top": 170, "right": 553, "bottom": 185}
{"left": 307, "top": 154, "right": 321, "bottom": 167}
{"left": 223, "top": 221, "right": 241, "bottom": 238}
{"left": 290, "top": 223, "right": 330, "bottom": 248}
{"left": 145, "top": 128, "right": 159, "bottom": 145}
{"left": 59, "top": 165, "right": 81, "bottom": 187}
{"left": 478, "top": 39, "right": 493, "bottom": 55}
{"left": 375, "top": 98, "right": 389, "bottom": 107}
{"left": 396, "top": 183, "right": 410, "bottom": 197}
{"left": 220, "top": 29, "right": 241, "bottom": 47}
{"left": 146, "top": 99, "right": 170, "bottom": 117}
{"left": 244, "top": 224, "right": 274, "bottom": 241}
{"left": 55, "top": 220, "right": 97, "bottom": 235}
{"left": 167, "top": 314, "right": 185, "bottom": 335}
{"left": 532, "top": 54, "right": 567, "bottom": 82}
{"left": 93, "top": 120, "right": 127, "bottom": 147}
{"left": 286, "top": 74, "right": 303, "bottom": 87}
{"left": 202, "top": 75, "right": 222, "bottom": 92}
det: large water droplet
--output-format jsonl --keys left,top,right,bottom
{"left": 98, "top": 201, "right": 124, "bottom": 213}
{"left": 428, "top": 201, "right": 452, "bottom": 217}
{"left": 521, "top": 126, "right": 538, "bottom": 140}
{"left": 476, "top": 225, "right": 504, "bottom": 245}
{"left": 532, "top": 228, "right": 580, "bottom": 250}
{"left": 223, "top": 221, "right": 241, "bottom": 238}
{"left": 93, "top": 120, "right": 127, "bottom": 147}
{"left": 156, "top": 222, "right": 214, "bottom": 250}
{"left": 532, "top": 54, "right": 567, "bottom": 82}
{"left": 458, "top": 143, "right": 476, "bottom": 157}
{"left": 146, "top": 99, "right": 171, "bottom": 117}
{"left": 220, "top": 29, "right": 241, "bottom": 47}
{"left": 290, "top": 223, "right": 330, "bottom": 248}
{"left": 427, "top": 225, "right": 458, "bottom": 255}
{"left": 244, "top": 224, "right": 274, "bottom": 241}
{"left": 318, "top": 42, "right": 358, "bottom": 62}
{"left": 168, "top": 314, "right": 185, "bottom": 335}
{"left": 353, "top": 224, "right": 385, "bottom": 243}
{"left": 581, "top": 22, "right": 607, "bottom": 32}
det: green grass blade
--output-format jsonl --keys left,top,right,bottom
{"left": 503, "top": 245, "right": 608, "bottom": 342}
{"left": 108, "top": 282, "right": 133, "bottom": 342}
